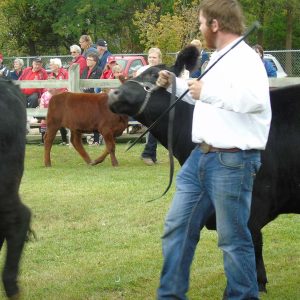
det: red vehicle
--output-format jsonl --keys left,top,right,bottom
{"left": 113, "top": 55, "right": 147, "bottom": 78}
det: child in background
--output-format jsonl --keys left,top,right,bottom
{"left": 112, "top": 64, "right": 124, "bottom": 79}
{"left": 100, "top": 56, "right": 117, "bottom": 79}
{"left": 39, "top": 85, "right": 59, "bottom": 144}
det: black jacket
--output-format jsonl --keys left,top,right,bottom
{"left": 81, "top": 65, "right": 103, "bottom": 93}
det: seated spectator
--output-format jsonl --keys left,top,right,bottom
{"left": 253, "top": 44, "right": 277, "bottom": 78}
{"left": 10, "top": 58, "right": 24, "bottom": 80}
{"left": 19, "top": 57, "right": 48, "bottom": 108}
{"left": 81, "top": 52, "right": 103, "bottom": 146}
{"left": 0, "top": 53, "right": 10, "bottom": 79}
{"left": 49, "top": 58, "right": 68, "bottom": 79}
{"left": 112, "top": 64, "right": 124, "bottom": 79}
{"left": 100, "top": 56, "right": 117, "bottom": 79}
{"left": 69, "top": 44, "right": 87, "bottom": 76}
{"left": 79, "top": 35, "right": 98, "bottom": 58}
{"left": 81, "top": 52, "right": 102, "bottom": 92}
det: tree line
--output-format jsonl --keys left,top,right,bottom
{"left": 0, "top": 0, "right": 299, "bottom": 58}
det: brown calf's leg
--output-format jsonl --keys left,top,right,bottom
{"left": 71, "top": 131, "right": 92, "bottom": 165}
{"left": 91, "top": 147, "right": 110, "bottom": 165}
{"left": 44, "top": 127, "right": 59, "bottom": 167}
{"left": 91, "top": 132, "right": 118, "bottom": 166}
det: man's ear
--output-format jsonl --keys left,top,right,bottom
{"left": 210, "top": 19, "right": 219, "bottom": 33}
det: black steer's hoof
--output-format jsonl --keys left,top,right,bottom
{"left": 258, "top": 283, "right": 267, "bottom": 293}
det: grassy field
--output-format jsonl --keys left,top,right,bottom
{"left": 1, "top": 143, "right": 299, "bottom": 299}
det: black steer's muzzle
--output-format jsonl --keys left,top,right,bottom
{"left": 108, "top": 89, "right": 120, "bottom": 113}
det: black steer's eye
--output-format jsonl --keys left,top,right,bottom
{"left": 144, "top": 85, "right": 151, "bottom": 92}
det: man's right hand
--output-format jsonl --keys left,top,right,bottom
{"left": 156, "top": 70, "right": 172, "bottom": 89}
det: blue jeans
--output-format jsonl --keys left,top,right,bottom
{"left": 141, "top": 132, "right": 157, "bottom": 162}
{"left": 157, "top": 146, "right": 261, "bottom": 300}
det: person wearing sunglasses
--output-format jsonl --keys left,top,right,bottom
{"left": 69, "top": 44, "right": 87, "bottom": 77}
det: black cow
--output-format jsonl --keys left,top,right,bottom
{"left": 108, "top": 47, "right": 300, "bottom": 292}
{"left": 0, "top": 79, "right": 31, "bottom": 299}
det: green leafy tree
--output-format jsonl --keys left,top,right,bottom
{"left": 0, "top": 0, "right": 299, "bottom": 58}
{"left": 133, "top": 1, "right": 201, "bottom": 64}
{"left": 240, "top": 0, "right": 300, "bottom": 49}
{"left": 0, "top": 0, "right": 66, "bottom": 56}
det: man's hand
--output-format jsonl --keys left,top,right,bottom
{"left": 187, "top": 80, "right": 204, "bottom": 100}
{"left": 156, "top": 70, "right": 172, "bottom": 89}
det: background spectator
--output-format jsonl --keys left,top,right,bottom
{"left": 79, "top": 35, "right": 98, "bottom": 58}
{"left": 96, "top": 39, "right": 112, "bottom": 70}
{"left": 48, "top": 58, "right": 69, "bottom": 145}
{"left": 19, "top": 56, "right": 48, "bottom": 108}
{"left": 253, "top": 44, "right": 277, "bottom": 77}
{"left": 49, "top": 58, "right": 68, "bottom": 80}
{"left": 100, "top": 56, "right": 117, "bottom": 79}
{"left": 0, "top": 53, "right": 10, "bottom": 79}
{"left": 69, "top": 44, "right": 87, "bottom": 76}
{"left": 39, "top": 79, "right": 61, "bottom": 145}
{"left": 81, "top": 52, "right": 102, "bottom": 93}
{"left": 112, "top": 64, "right": 124, "bottom": 79}
{"left": 190, "top": 39, "right": 209, "bottom": 78}
{"left": 81, "top": 52, "right": 103, "bottom": 146}
{"left": 136, "top": 47, "right": 162, "bottom": 166}
{"left": 10, "top": 58, "right": 24, "bottom": 80}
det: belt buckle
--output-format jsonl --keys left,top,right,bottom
{"left": 200, "top": 143, "right": 211, "bottom": 154}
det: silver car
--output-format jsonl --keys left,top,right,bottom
{"left": 264, "top": 54, "right": 287, "bottom": 78}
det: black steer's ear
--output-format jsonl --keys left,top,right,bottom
{"left": 173, "top": 45, "right": 200, "bottom": 76}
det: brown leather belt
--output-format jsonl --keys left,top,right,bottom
{"left": 199, "top": 142, "right": 241, "bottom": 154}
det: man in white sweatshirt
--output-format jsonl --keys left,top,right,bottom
{"left": 156, "top": 0, "right": 271, "bottom": 299}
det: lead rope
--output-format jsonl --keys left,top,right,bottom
{"left": 147, "top": 72, "right": 177, "bottom": 202}
{"left": 127, "top": 21, "right": 261, "bottom": 200}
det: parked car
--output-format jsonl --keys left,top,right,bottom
{"left": 264, "top": 54, "right": 287, "bottom": 78}
{"left": 113, "top": 55, "right": 147, "bottom": 78}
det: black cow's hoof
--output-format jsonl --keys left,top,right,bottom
{"left": 258, "top": 283, "right": 267, "bottom": 293}
{"left": 8, "top": 292, "right": 20, "bottom": 300}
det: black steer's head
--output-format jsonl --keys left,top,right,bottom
{"left": 108, "top": 66, "right": 163, "bottom": 116}
{"left": 108, "top": 45, "right": 199, "bottom": 117}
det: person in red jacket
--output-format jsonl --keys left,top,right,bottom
{"left": 48, "top": 58, "right": 68, "bottom": 80}
{"left": 69, "top": 44, "right": 87, "bottom": 76}
{"left": 48, "top": 58, "right": 68, "bottom": 93}
{"left": 19, "top": 57, "right": 48, "bottom": 108}
{"left": 100, "top": 56, "right": 117, "bottom": 79}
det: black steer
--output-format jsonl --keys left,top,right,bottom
{"left": 0, "top": 79, "right": 31, "bottom": 299}
{"left": 108, "top": 47, "right": 300, "bottom": 292}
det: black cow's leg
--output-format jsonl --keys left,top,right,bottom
{"left": 0, "top": 234, "right": 4, "bottom": 250}
{"left": 252, "top": 229, "right": 268, "bottom": 292}
{"left": 2, "top": 204, "right": 31, "bottom": 299}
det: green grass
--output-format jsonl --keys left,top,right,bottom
{"left": 1, "top": 144, "right": 299, "bottom": 299}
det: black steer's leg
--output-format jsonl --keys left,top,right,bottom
{"left": 252, "top": 229, "right": 268, "bottom": 292}
{"left": 2, "top": 204, "right": 31, "bottom": 299}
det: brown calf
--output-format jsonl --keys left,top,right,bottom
{"left": 44, "top": 92, "right": 128, "bottom": 167}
